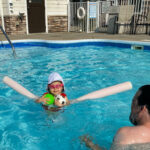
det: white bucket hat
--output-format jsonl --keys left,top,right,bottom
{"left": 48, "top": 72, "right": 64, "bottom": 85}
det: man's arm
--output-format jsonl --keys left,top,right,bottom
{"left": 80, "top": 135, "right": 105, "bottom": 150}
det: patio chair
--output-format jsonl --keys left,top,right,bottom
{"left": 116, "top": 5, "right": 135, "bottom": 34}
{"left": 130, "top": 5, "right": 150, "bottom": 34}
{"left": 143, "top": 9, "right": 150, "bottom": 34}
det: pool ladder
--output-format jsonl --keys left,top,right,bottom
{"left": 0, "top": 25, "right": 16, "bottom": 58}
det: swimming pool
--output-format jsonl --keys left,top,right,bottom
{"left": 0, "top": 39, "right": 150, "bottom": 150}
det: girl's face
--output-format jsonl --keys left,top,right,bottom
{"left": 48, "top": 81, "right": 64, "bottom": 96}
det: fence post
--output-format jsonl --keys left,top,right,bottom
{"left": 96, "top": 1, "right": 100, "bottom": 31}
{"left": 86, "top": 1, "right": 89, "bottom": 33}
{"left": 68, "top": 1, "right": 70, "bottom": 32}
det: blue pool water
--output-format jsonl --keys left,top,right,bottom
{"left": 0, "top": 39, "right": 150, "bottom": 150}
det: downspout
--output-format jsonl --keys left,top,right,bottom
{"left": 67, "top": 0, "right": 70, "bottom": 32}
{"left": 45, "top": 0, "right": 48, "bottom": 33}
{"left": 25, "top": 0, "right": 29, "bottom": 34}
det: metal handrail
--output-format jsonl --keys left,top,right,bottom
{"left": 0, "top": 25, "right": 16, "bottom": 58}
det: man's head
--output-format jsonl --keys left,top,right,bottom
{"left": 129, "top": 85, "right": 150, "bottom": 125}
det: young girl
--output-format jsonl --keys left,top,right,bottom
{"left": 36, "top": 72, "right": 70, "bottom": 110}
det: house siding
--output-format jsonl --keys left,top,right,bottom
{"left": 1, "top": 0, "right": 9, "bottom": 16}
{"left": 11, "top": 0, "right": 27, "bottom": 15}
{"left": 0, "top": 0, "right": 68, "bottom": 35}
{"left": 46, "top": 0, "right": 68, "bottom": 32}
{"left": 46, "top": 0, "right": 68, "bottom": 16}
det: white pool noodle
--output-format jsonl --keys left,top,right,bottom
{"left": 3, "top": 76, "right": 39, "bottom": 100}
{"left": 3, "top": 76, "right": 132, "bottom": 104}
{"left": 76, "top": 81, "right": 132, "bottom": 101}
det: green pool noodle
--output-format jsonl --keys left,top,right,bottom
{"left": 44, "top": 93, "right": 55, "bottom": 105}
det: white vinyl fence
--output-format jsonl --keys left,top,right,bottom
{"left": 68, "top": 1, "right": 112, "bottom": 33}
{"left": 68, "top": 0, "right": 150, "bottom": 34}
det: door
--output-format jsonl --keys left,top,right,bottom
{"left": 27, "top": 0, "right": 45, "bottom": 33}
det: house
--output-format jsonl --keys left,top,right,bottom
{"left": 0, "top": 0, "right": 69, "bottom": 35}
{"left": 1, "top": 0, "right": 149, "bottom": 35}
{"left": 0, "top": 0, "right": 115, "bottom": 35}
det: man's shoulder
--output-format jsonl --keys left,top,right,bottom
{"left": 113, "top": 125, "right": 150, "bottom": 145}
{"left": 117, "top": 126, "right": 133, "bottom": 134}
{"left": 113, "top": 126, "right": 136, "bottom": 145}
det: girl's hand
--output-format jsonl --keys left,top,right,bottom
{"left": 36, "top": 95, "right": 49, "bottom": 104}
{"left": 54, "top": 96, "right": 70, "bottom": 107}
{"left": 54, "top": 99, "right": 64, "bottom": 107}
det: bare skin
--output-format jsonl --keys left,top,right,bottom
{"left": 80, "top": 135, "right": 104, "bottom": 150}
{"left": 113, "top": 86, "right": 150, "bottom": 145}
{"left": 36, "top": 81, "right": 70, "bottom": 107}
{"left": 113, "top": 106, "right": 150, "bottom": 145}
{"left": 49, "top": 81, "right": 64, "bottom": 96}
{"left": 81, "top": 85, "right": 150, "bottom": 149}
{"left": 54, "top": 96, "right": 70, "bottom": 107}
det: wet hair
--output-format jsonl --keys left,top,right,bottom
{"left": 129, "top": 85, "right": 150, "bottom": 125}
{"left": 138, "top": 85, "right": 150, "bottom": 114}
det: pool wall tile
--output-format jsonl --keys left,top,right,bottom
{"left": 0, "top": 39, "right": 150, "bottom": 51}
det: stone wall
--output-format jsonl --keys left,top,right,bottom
{"left": 1, "top": 15, "right": 68, "bottom": 35}
{"left": 48, "top": 16, "right": 68, "bottom": 32}
{"left": 4, "top": 15, "right": 26, "bottom": 35}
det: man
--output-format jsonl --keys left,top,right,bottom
{"left": 112, "top": 85, "right": 150, "bottom": 146}
{"left": 82, "top": 85, "right": 150, "bottom": 150}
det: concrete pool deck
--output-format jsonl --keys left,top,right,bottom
{"left": 0, "top": 32, "right": 150, "bottom": 42}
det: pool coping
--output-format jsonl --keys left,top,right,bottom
{"left": 0, "top": 38, "right": 150, "bottom": 45}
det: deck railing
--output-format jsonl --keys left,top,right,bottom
{"left": 0, "top": 25, "right": 17, "bottom": 58}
